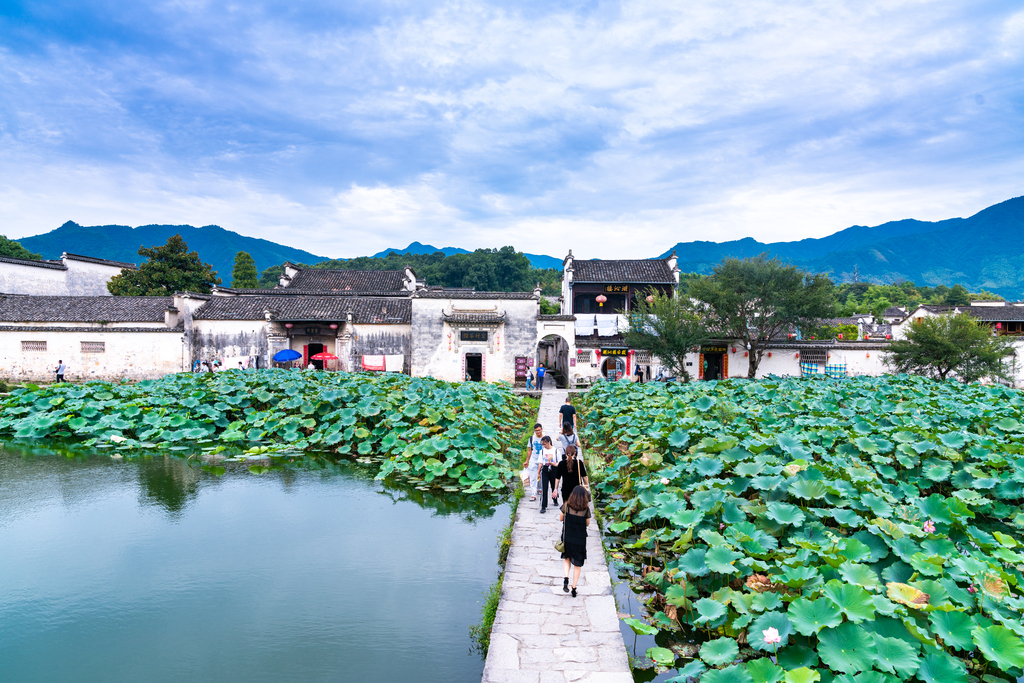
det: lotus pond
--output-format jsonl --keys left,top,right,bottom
{"left": 0, "top": 370, "right": 532, "bottom": 492}
{"left": 580, "top": 376, "right": 1024, "bottom": 683}
{"left": 0, "top": 443, "right": 510, "bottom": 682}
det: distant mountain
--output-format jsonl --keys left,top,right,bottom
{"left": 802, "top": 197, "right": 1024, "bottom": 297}
{"left": 658, "top": 196, "right": 1024, "bottom": 298}
{"left": 375, "top": 241, "right": 561, "bottom": 269}
{"left": 373, "top": 242, "right": 470, "bottom": 258}
{"left": 19, "top": 222, "right": 328, "bottom": 284}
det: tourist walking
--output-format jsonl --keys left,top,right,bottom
{"left": 54, "top": 360, "right": 66, "bottom": 383}
{"left": 536, "top": 363, "right": 546, "bottom": 390}
{"left": 523, "top": 423, "right": 544, "bottom": 501}
{"left": 556, "top": 445, "right": 589, "bottom": 502}
{"left": 525, "top": 366, "right": 534, "bottom": 390}
{"left": 559, "top": 485, "right": 591, "bottom": 597}
{"left": 635, "top": 362, "right": 644, "bottom": 384}
{"left": 538, "top": 436, "right": 558, "bottom": 513}
{"left": 557, "top": 423, "right": 582, "bottom": 463}
{"left": 558, "top": 396, "right": 577, "bottom": 429}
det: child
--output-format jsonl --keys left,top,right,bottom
{"left": 522, "top": 423, "right": 544, "bottom": 501}
{"left": 538, "top": 436, "right": 558, "bottom": 513}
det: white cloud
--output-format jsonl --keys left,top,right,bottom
{"left": 0, "top": 0, "right": 1022, "bottom": 259}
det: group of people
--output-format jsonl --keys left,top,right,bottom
{"left": 522, "top": 396, "right": 591, "bottom": 597}
{"left": 524, "top": 363, "right": 546, "bottom": 390}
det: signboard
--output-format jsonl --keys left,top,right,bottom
{"left": 602, "top": 348, "right": 628, "bottom": 356}
{"left": 515, "top": 356, "right": 528, "bottom": 380}
{"left": 701, "top": 346, "right": 727, "bottom": 353}
{"left": 305, "top": 327, "right": 321, "bottom": 336}
{"left": 604, "top": 285, "right": 629, "bottom": 292}
{"left": 460, "top": 330, "right": 489, "bottom": 342}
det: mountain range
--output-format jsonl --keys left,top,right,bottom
{"left": 19, "top": 222, "right": 327, "bottom": 284}
{"left": 659, "top": 196, "right": 1024, "bottom": 297}
{"left": 14, "top": 195, "right": 1024, "bottom": 296}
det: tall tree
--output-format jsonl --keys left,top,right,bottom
{"left": 231, "top": 251, "right": 259, "bottom": 289}
{"left": 623, "top": 289, "right": 710, "bottom": 383}
{"left": 886, "top": 313, "right": 1014, "bottom": 382}
{"left": 0, "top": 235, "right": 41, "bottom": 261}
{"left": 108, "top": 234, "right": 221, "bottom": 296}
{"left": 688, "top": 255, "right": 836, "bottom": 378}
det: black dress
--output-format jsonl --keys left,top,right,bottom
{"left": 560, "top": 504, "right": 589, "bottom": 567}
{"left": 556, "top": 459, "right": 587, "bottom": 503}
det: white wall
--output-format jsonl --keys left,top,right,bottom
{"left": 64, "top": 259, "right": 126, "bottom": 296}
{"left": 0, "top": 328, "right": 185, "bottom": 381}
{"left": 0, "top": 262, "right": 68, "bottom": 296}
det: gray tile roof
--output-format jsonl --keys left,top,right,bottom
{"left": 538, "top": 314, "right": 576, "bottom": 321}
{"left": 572, "top": 259, "right": 675, "bottom": 284}
{"left": 414, "top": 290, "right": 537, "bottom": 299}
{"left": 442, "top": 312, "right": 506, "bottom": 324}
{"left": 916, "top": 304, "right": 1024, "bottom": 322}
{"left": 62, "top": 253, "right": 137, "bottom": 269}
{"left": 214, "top": 286, "right": 411, "bottom": 298}
{"left": 283, "top": 268, "right": 407, "bottom": 292}
{"left": 194, "top": 295, "right": 411, "bottom": 324}
{"left": 0, "top": 256, "right": 65, "bottom": 270}
{"left": 0, "top": 295, "right": 173, "bottom": 322}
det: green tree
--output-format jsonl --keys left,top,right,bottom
{"left": 688, "top": 255, "right": 836, "bottom": 378}
{"left": 885, "top": 313, "right": 1014, "bottom": 382}
{"left": 231, "top": 251, "right": 259, "bottom": 289}
{"left": 258, "top": 263, "right": 287, "bottom": 288}
{"left": 539, "top": 298, "right": 560, "bottom": 315}
{"left": 108, "top": 234, "right": 221, "bottom": 296}
{"left": 623, "top": 289, "right": 710, "bottom": 383}
{"left": 0, "top": 235, "right": 41, "bottom": 260}
{"left": 944, "top": 284, "right": 971, "bottom": 306}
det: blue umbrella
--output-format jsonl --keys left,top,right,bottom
{"left": 273, "top": 349, "right": 302, "bottom": 362}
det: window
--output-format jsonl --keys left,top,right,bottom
{"left": 81, "top": 341, "right": 106, "bottom": 353}
{"left": 21, "top": 341, "right": 46, "bottom": 352}
{"left": 634, "top": 350, "right": 652, "bottom": 364}
{"left": 577, "top": 350, "right": 592, "bottom": 363}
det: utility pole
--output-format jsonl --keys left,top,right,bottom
{"left": 853, "top": 264, "right": 859, "bottom": 283}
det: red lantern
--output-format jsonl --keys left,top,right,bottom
{"left": 795, "top": 352, "right": 800, "bottom": 359}
{"left": 864, "top": 334, "right": 869, "bottom": 340}
{"left": 330, "top": 323, "right": 338, "bottom": 330}
{"left": 838, "top": 334, "right": 843, "bottom": 339}
{"left": 646, "top": 295, "right": 654, "bottom": 303}
{"left": 744, "top": 352, "right": 748, "bottom": 357}
{"left": 731, "top": 347, "right": 736, "bottom": 354}
{"left": 997, "top": 322, "right": 1003, "bottom": 329}
{"left": 596, "top": 294, "right": 607, "bottom": 308}
{"left": 768, "top": 352, "right": 772, "bottom": 358}
{"left": 885, "top": 334, "right": 891, "bottom": 340}
{"left": 284, "top": 323, "right": 293, "bottom": 329}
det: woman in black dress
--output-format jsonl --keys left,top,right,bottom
{"left": 555, "top": 445, "right": 588, "bottom": 504}
{"left": 559, "top": 485, "right": 591, "bottom": 597}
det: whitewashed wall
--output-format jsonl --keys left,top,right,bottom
{"left": 0, "top": 328, "right": 185, "bottom": 381}
{"left": 0, "top": 262, "right": 68, "bottom": 296}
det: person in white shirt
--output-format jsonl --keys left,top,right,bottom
{"left": 522, "top": 423, "right": 544, "bottom": 501}
{"left": 538, "top": 436, "right": 559, "bottom": 513}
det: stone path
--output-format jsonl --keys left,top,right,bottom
{"left": 482, "top": 387, "right": 632, "bottom": 683}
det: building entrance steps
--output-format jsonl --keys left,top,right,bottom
{"left": 482, "top": 389, "right": 632, "bottom": 683}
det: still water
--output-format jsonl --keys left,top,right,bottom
{"left": 0, "top": 446, "right": 508, "bottom": 683}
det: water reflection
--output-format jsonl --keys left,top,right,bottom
{"left": 0, "top": 444, "right": 509, "bottom": 683}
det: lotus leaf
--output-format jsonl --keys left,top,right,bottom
{"left": 818, "top": 622, "right": 877, "bottom": 673}
{"left": 823, "top": 581, "right": 876, "bottom": 623}
{"left": 766, "top": 502, "right": 806, "bottom": 527}
{"left": 929, "top": 610, "right": 973, "bottom": 650}
{"left": 706, "top": 546, "right": 744, "bottom": 574}
{"left": 695, "top": 597, "right": 728, "bottom": 624}
{"left": 788, "top": 598, "right": 843, "bottom": 635}
{"left": 745, "top": 659, "right": 784, "bottom": 683}
{"left": 916, "top": 652, "right": 967, "bottom": 683}
{"left": 700, "top": 638, "right": 739, "bottom": 666}
{"left": 668, "top": 660, "right": 707, "bottom": 683}
{"left": 869, "top": 634, "right": 921, "bottom": 677}
{"left": 970, "top": 625, "right": 1024, "bottom": 671}
{"left": 783, "top": 668, "right": 819, "bottom": 683}
{"left": 885, "top": 583, "right": 929, "bottom": 608}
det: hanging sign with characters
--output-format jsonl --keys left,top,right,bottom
{"left": 459, "top": 330, "right": 489, "bottom": 342}
{"left": 604, "top": 285, "right": 629, "bottom": 292}
{"left": 601, "top": 348, "right": 628, "bottom": 356}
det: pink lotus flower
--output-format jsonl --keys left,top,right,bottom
{"left": 923, "top": 520, "right": 936, "bottom": 534}
{"left": 661, "top": 477, "right": 670, "bottom": 485}
{"left": 968, "top": 585, "right": 978, "bottom": 594}
{"left": 719, "top": 523, "right": 725, "bottom": 530}
{"left": 762, "top": 627, "right": 782, "bottom": 645}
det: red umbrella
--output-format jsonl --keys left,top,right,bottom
{"left": 310, "top": 352, "right": 339, "bottom": 360}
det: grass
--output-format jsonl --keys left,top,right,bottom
{"left": 469, "top": 481, "right": 523, "bottom": 656}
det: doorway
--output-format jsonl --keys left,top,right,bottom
{"left": 703, "top": 352, "right": 723, "bottom": 380}
{"left": 602, "top": 357, "right": 625, "bottom": 381}
{"left": 465, "top": 353, "right": 483, "bottom": 382}
{"left": 307, "top": 343, "right": 325, "bottom": 370}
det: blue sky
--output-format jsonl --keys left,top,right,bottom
{"left": 1, "top": 0, "right": 1022, "bottom": 259}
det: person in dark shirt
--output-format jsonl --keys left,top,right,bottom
{"left": 558, "top": 485, "right": 591, "bottom": 597}
{"left": 536, "top": 364, "right": 546, "bottom": 390}
{"left": 558, "top": 396, "right": 576, "bottom": 428}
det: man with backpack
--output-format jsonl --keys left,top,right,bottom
{"left": 537, "top": 363, "right": 546, "bottom": 390}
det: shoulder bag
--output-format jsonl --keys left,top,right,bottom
{"left": 554, "top": 510, "right": 565, "bottom": 553}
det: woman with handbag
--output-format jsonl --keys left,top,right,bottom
{"left": 558, "top": 485, "right": 591, "bottom": 597}
{"left": 555, "top": 445, "right": 588, "bottom": 505}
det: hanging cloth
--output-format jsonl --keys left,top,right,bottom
{"left": 361, "top": 355, "right": 386, "bottom": 371}
{"left": 384, "top": 355, "right": 405, "bottom": 372}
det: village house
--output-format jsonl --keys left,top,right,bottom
{"left": 0, "top": 252, "right": 136, "bottom": 297}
